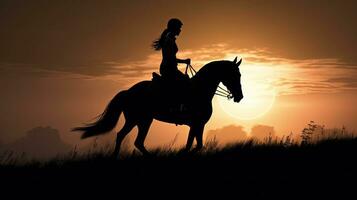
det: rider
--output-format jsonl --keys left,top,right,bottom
{"left": 152, "top": 18, "right": 191, "bottom": 82}
{"left": 152, "top": 18, "right": 191, "bottom": 114}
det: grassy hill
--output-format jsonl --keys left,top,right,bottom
{"left": 1, "top": 130, "right": 356, "bottom": 198}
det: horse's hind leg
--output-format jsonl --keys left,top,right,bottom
{"left": 113, "top": 119, "right": 136, "bottom": 158}
{"left": 134, "top": 118, "right": 153, "bottom": 155}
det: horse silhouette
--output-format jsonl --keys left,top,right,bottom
{"left": 72, "top": 57, "right": 243, "bottom": 157}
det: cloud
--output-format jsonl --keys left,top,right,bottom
{"left": 2, "top": 0, "right": 357, "bottom": 81}
{"left": 250, "top": 125, "right": 276, "bottom": 141}
{"left": 108, "top": 44, "right": 357, "bottom": 95}
{"left": 326, "top": 76, "right": 357, "bottom": 89}
{"left": 206, "top": 124, "right": 278, "bottom": 145}
{"left": 206, "top": 125, "right": 249, "bottom": 145}
{"left": 3, "top": 42, "right": 356, "bottom": 95}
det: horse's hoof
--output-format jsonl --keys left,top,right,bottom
{"left": 138, "top": 149, "right": 152, "bottom": 157}
{"left": 177, "top": 148, "right": 192, "bottom": 156}
{"left": 111, "top": 154, "right": 118, "bottom": 160}
{"left": 144, "top": 153, "right": 153, "bottom": 158}
{"left": 191, "top": 147, "right": 202, "bottom": 154}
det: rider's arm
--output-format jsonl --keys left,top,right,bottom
{"left": 164, "top": 35, "right": 190, "bottom": 65}
{"left": 176, "top": 58, "right": 190, "bottom": 65}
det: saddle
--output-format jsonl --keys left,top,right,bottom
{"left": 152, "top": 72, "right": 191, "bottom": 126}
{"left": 152, "top": 72, "right": 190, "bottom": 91}
{"left": 152, "top": 72, "right": 190, "bottom": 83}
{"left": 152, "top": 72, "right": 191, "bottom": 113}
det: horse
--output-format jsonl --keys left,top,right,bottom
{"left": 72, "top": 57, "right": 243, "bottom": 157}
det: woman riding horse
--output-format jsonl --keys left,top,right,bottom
{"left": 72, "top": 19, "right": 244, "bottom": 157}
{"left": 72, "top": 58, "right": 243, "bottom": 157}
{"left": 152, "top": 18, "right": 191, "bottom": 112}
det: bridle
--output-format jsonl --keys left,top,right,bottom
{"left": 185, "top": 64, "right": 233, "bottom": 100}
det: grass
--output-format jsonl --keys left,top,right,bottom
{"left": 0, "top": 124, "right": 356, "bottom": 198}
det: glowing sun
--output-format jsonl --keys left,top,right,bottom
{"left": 217, "top": 61, "right": 276, "bottom": 120}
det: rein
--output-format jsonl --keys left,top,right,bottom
{"left": 185, "top": 64, "right": 233, "bottom": 100}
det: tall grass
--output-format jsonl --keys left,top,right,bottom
{"left": 0, "top": 122, "right": 356, "bottom": 167}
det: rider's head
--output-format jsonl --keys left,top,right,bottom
{"left": 167, "top": 18, "right": 183, "bottom": 36}
{"left": 152, "top": 18, "right": 183, "bottom": 51}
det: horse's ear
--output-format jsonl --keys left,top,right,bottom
{"left": 236, "top": 58, "right": 242, "bottom": 67}
{"left": 233, "top": 56, "right": 238, "bottom": 64}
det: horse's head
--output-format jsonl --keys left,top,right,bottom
{"left": 220, "top": 57, "right": 243, "bottom": 103}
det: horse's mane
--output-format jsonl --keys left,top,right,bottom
{"left": 192, "top": 60, "right": 230, "bottom": 81}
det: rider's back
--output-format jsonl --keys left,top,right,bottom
{"left": 160, "top": 33, "right": 179, "bottom": 78}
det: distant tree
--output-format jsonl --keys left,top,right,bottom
{"left": 6, "top": 126, "right": 72, "bottom": 159}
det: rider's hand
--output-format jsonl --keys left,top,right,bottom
{"left": 186, "top": 59, "right": 191, "bottom": 65}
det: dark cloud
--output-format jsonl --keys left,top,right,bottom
{"left": 0, "top": 1, "right": 157, "bottom": 75}
{"left": 327, "top": 77, "right": 357, "bottom": 88}
{"left": 1, "top": 0, "right": 357, "bottom": 76}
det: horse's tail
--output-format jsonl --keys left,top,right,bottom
{"left": 72, "top": 90, "right": 127, "bottom": 139}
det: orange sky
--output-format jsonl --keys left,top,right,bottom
{"left": 1, "top": 1, "right": 357, "bottom": 148}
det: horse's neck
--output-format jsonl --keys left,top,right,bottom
{"left": 192, "top": 63, "right": 221, "bottom": 101}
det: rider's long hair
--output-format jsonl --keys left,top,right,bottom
{"left": 152, "top": 29, "right": 169, "bottom": 51}
{"left": 152, "top": 18, "right": 183, "bottom": 51}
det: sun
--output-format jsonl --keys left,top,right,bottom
{"left": 217, "top": 61, "right": 276, "bottom": 120}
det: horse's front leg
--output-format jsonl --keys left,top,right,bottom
{"left": 192, "top": 124, "right": 205, "bottom": 152}
{"left": 185, "top": 131, "right": 195, "bottom": 152}
{"left": 195, "top": 125, "right": 205, "bottom": 151}
{"left": 184, "top": 124, "right": 205, "bottom": 152}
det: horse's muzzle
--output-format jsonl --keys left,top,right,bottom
{"left": 234, "top": 95, "right": 243, "bottom": 103}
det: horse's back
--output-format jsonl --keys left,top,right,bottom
{"left": 125, "top": 80, "right": 153, "bottom": 101}
{"left": 126, "top": 80, "right": 153, "bottom": 95}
